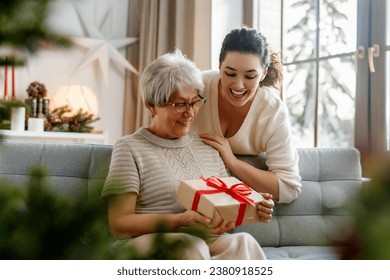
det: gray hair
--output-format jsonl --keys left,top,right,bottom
{"left": 140, "top": 49, "right": 204, "bottom": 107}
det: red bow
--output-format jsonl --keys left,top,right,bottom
{"left": 191, "top": 176, "right": 255, "bottom": 226}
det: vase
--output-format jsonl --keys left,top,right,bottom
{"left": 25, "top": 97, "right": 50, "bottom": 118}
{"left": 25, "top": 97, "right": 38, "bottom": 117}
{"left": 42, "top": 98, "right": 50, "bottom": 115}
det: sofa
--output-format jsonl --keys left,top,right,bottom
{"left": 0, "top": 140, "right": 363, "bottom": 259}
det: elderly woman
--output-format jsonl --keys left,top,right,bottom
{"left": 101, "top": 50, "right": 273, "bottom": 260}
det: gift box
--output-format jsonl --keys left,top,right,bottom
{"left": 177, "top": 176, "right": 264, "bottom": 228}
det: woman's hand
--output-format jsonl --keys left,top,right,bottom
{"left": 210, "top": 220, "right": 236, "bottom": 235}
{"left": 179, "top": 210, "right": 234, "bottom": 235}
{"left": 199, "top": 133, "right": 236, "bottom": 168}
{"left": 257, "top": 193, "right": 274, "bottom": 223}
{"left": 178, "top": 210, "right": 212, "bottom": 228}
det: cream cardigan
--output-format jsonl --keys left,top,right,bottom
{"left": 191, "top": 70, "right": 302, "bottom": 203}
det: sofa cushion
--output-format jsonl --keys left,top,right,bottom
{"left": 0, "top": 140, "right": 112, "bottom": 202}
{"left": 263, "top": 246, "right": 341, "bottom": 260}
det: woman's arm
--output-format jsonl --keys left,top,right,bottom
{"left": 107, "top": 192, "right": 235, "bottom": 239}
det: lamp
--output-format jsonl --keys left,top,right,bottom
{"left": 51, "top": 85, "right": 98, "bottom": 117}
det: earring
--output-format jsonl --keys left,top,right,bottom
{"left": 148, "top": 105, "right": 157, "bottom": 117}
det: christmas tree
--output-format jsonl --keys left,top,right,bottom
{"left": 0, "top": 166, "right": 207, "bottom": 259}
{"left": 0, "top": 0, "right": 72, "bottom": 66}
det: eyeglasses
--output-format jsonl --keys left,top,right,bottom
{"left": 166, "top": 98, "right": 206, "bottom": 113}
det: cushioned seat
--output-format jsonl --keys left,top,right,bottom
{"left": 0, "top": 140, "right": 362, "bottom": 259}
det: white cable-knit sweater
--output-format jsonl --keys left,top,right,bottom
{"left": 191, "top": 70, "right": 302, "bottom": 203}
{"left": 101, "top": 128, "right": 229, "bottom": 213}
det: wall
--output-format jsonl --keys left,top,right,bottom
{"left": 193, "top": 0, "right": 212, "bottom": 70}
{"left": 210, "top": 0, "right": 282, "bottom": 68}
{"left": 12, "top": 0, "right": 130, "bottom": 144}
{"left": 8, "top": 0, "right": 246, "bottom": 143}
{"left": 211, "top": 0, "right": 243, "bottom": 70}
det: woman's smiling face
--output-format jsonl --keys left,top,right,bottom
{"left": 219, "top": 52, "right": 267, "bottom": 107}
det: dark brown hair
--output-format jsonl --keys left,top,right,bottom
{"left": 219, "top": 26, "right": 283, "bottom": 89}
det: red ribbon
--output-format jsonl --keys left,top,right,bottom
{"left": 11, "top": 66, "right": 15, "bottom": 97}
{"left": 4, "top": 64, "right": 8, "bottom": 99}
{"left": 191, "top": 176, "right": 256, "bottom": 226}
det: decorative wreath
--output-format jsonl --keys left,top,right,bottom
{"left": 26, "top": 81, "right": 47, "bottom": 98}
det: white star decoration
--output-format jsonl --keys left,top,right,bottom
{"left": 71, "top": 4, "right": 138, "bottom": 85}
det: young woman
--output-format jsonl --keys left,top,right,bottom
{"left": 101, "top": 50, "right": 273, "bottom": 260}
{"left": 192, "top": 27, "right": 302, "bottom": 203}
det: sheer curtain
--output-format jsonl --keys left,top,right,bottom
{"left": 123, "top": 0, "right": 211, "bottom": 135}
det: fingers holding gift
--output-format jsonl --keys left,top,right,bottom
{"left": 261, "top": 192, "right": 273, "bottom": 201}
{"left": 180, "top": 210, "right": 212, "bottom": 227}
{"left": 210, "top": 220, "right": 235, "bottom": 235}
{"left": 180, "top": 211, "right": 234, "bottom": 235}
{"left": 257, "top": 206, "right": 273, "bottom": 223}
{"left": 257, "top": 195, "right": 274, "bottom": 223}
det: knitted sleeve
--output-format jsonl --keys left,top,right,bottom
{"left": 101, "top": 138, "right": 140, "bottom": 198}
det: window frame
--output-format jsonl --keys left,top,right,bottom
{"left": 247, "top": 0, "right": 389, "bottom": 171}
{"left": 355, "top": 0, "right": 388, "bottom": 171}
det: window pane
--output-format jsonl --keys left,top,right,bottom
{"left": 317, "top": 57, "right": 356, "bottom": 147}
{"left": 283, "top": 0, "right": 318, "bottom": 63}
{"left": 258, "top": 0, "right": 282, "bottom": 51}
{"left": 319, "top": 0, "right": 357, "bottom": 56}
{"left": 260, "top": 0, "right": 358, "bottom": 149}
{"left": 283, "top": 62, "right": 316, "bottom": 148}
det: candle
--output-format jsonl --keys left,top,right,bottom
{"left": 28, "top": 117, "right": 45, "bottom": 132}
{"left": 12, "top": 65, "right": 15, "bottom": 97}
{"left": 4, "top": 64, "right": 8, "bottom": 99}
{"left": 11, "top": 107, "right": 26, "bottom": 131}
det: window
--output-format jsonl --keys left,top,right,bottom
{"left": 253, "top": 0, "right": 389, "bottom": 166}
{"left": 355, "top": 0, "right": 389, "bottom": 162}
{"left": 256, "top": 0, "right": 357, "bottom": 148}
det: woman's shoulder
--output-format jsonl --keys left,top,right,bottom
{"left": 202, "top": 70, "right": 219, "bottom": 83}
{"left": 201, "top": 70, "right": 219, "bottom": 100}
{"left": 189, "top": 133, "right": 207, "bottom": 146}
{"left": 189, "top": 134, "right": 224, "bottom": 161}
{"left": 247, "top": 86, "right": 289, "bottom": 127}
{"left": 261, "top": 86, "right": 282, "bottom": 100}
{"left": 258, "top": 86, "right": 285, "bottom": 109}
{"left": 202, "top": 69, "right": 219, "bottom": 77}
{"left": 190, "top": 134, "right": 218, "bottom": 152}
{"left": 113, "top": 129, "right": 148, "bottom": 149}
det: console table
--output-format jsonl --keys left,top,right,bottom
{"left": 0, "top": 130, "right": 108, "bottom": 144}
